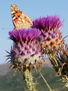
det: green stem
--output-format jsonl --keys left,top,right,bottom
{"left": 24, "top": 68, "right": 37, "bottom": 91}
{"left": 48, "top": 54, "right": 59, "bottom": 72}
{"left": 39, "top": 72, "right": 53, "bottom": 91}
{"left": 49, "top": 54, "right": 58, "bottom": 66}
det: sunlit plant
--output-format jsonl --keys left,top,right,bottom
{"left": 56, "top": 43, "right": 68, "bottom": 88}
{"left": 32, "top": 16, "right": 63, "bottom": 71}
{"left": 6, "top": 4, "right": 68, "bottom": 90}
{"left": 7, "top": 28, "right": 45, "bottom": 91}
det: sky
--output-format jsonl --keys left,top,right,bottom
{"left": 0, "top": 0, "right": 68, "bottom": 64}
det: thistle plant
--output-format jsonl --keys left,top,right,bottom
{"left": 7, "top": 28, "right": 45, "bottom": 91}
{"left": 7, "top": 9, "right": 68, "bottom": 90}
{"left": 32, "top": 16, "right": 63, "bottom": 71}
{"left": 56, "top": 43, "right": 68, "bottom": 88}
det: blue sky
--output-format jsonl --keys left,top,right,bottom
{"left": 0, "top": 0, "right": 68, "bottom": 64}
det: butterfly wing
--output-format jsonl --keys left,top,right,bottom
{"left": 11, "top": 4, "right": 33, "bottom": 29}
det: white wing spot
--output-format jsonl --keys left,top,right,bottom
{"left": 23, "top": 20, "right": 25, "bottom": 22}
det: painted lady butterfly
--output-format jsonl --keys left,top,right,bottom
{"left": 11, "top": 4, "right": 33, "bottom": 29}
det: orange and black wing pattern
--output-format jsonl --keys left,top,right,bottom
{"left": 11, "top": 4, "right": 33, "bottom": 29}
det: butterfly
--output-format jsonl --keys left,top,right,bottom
{"left": 11, "top": 4, "right": 33, "bottom": 29}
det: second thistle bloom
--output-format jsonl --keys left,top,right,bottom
{"left": 32, "top": 16, "right": 63, "bottom": 54}
{"left": 8, "top": 28, "right": 44, "bottom": 71}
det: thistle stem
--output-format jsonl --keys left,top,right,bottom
{"left": 39, "top": 72, "right": 53, "bottom": 91}
{"left": 48, "top": 54, "right": 59, "bottom": 72}
{"left": 24, "top": 68, "right": 37, "bottom": 91}
{"left": 49, "top": 54, "right": 58, "bottom": 66}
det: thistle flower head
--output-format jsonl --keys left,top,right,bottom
{"left": 32, "top": 16, "right": 63, "bottom": 54}
{"left": 32, "top": 16, "right": 62, "bottom": 30}
{"left": 9, "top": 28, "right": 41, "bottom": 42}
{"left": 8, "top": 28, "right": 44, "bottom": 71}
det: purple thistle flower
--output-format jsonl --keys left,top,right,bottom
{"left": 32, "top": 16, "right": 62, "bottom": 31}
{"left": 32, "top": 17, "right": 46, "bottom": 30}
{"left": 9, "top": 28, "right": 41, "bottom": 42}
{"left": 8, "top": 28, "right": 44, "bottom": 71}
{"left": 32, "top": 16, "right": 63, "bottom": 53}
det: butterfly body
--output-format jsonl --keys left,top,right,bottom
{"left": 11, "top": 4, "right": 33, "bottom": 29}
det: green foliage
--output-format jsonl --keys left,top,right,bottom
{"left": 0, "top": 67, "right": 68, "bottom": 91}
